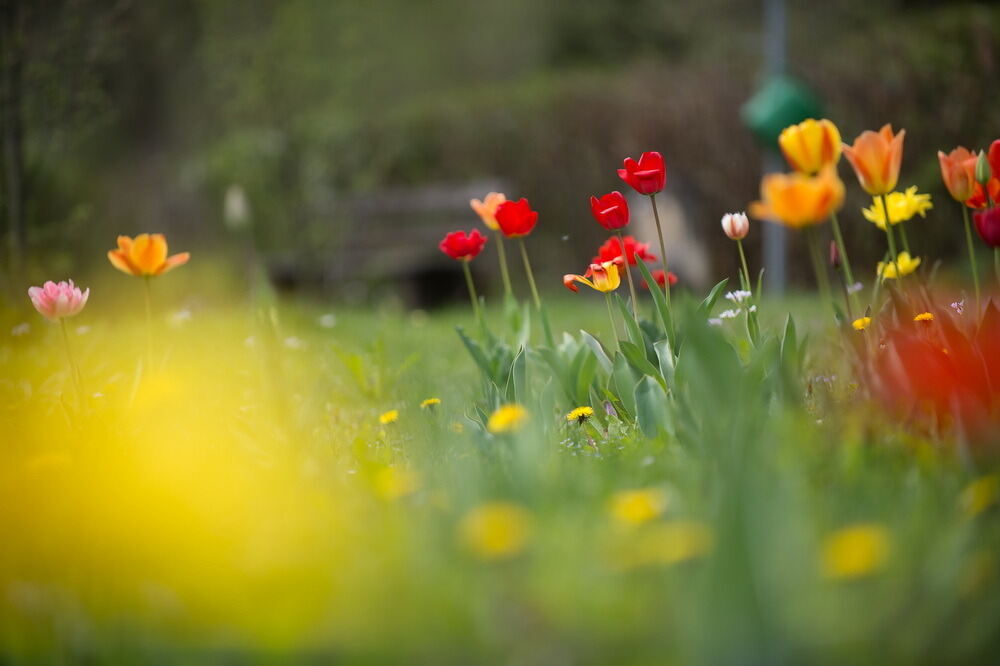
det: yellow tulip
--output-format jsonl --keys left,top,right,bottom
{"left": 748, "top": 166, "right": 845, "bottom": 228}
{"left": 778, "top": 118, "right": 841, "bottom": 175}
{"left": 877, "top": 251, "right": 921, "bottom": 280}
{"left": 107, "top": 234, "right": 190, "bottom": 277}
{"left": 861, "top": 186, "right": 933, "bottom": 230}
{"left": 563, "top": 260, "right": 621, "bottom": 293}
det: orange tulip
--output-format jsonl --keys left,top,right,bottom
{"left": 778, "top": 118, "right": 841, "bottom": 175}
{"left": 842, "top": 124, "right": 905, "bottom": 195}
{"left": 107, "top": 234, "right": 190, "bottom": 277}
{"left": 937, "top": 147, "right": 977, "bottom": 203}
{"left": 470, "top": 192, "right": 506, "bottom": 231}
{"left": 748, "top": 166, "right": 845, "bottom": 229}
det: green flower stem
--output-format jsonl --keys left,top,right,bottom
{"left": 59, "top": 317, "right": 84, "bottom": 405}
{"left": 493, "top": 230, "right": 513, "bottom": 298}
{"left": 616, "top": 230, "right": 640, "bottom": 324}
{"left": 736, "top": 239, "right": 752, "bottom": 293}
{"left": 806, "top": 227, "right": 832, "bottom": 306}
{"left": 961, "top": 204, "right": 981, "bottom": 315}
{"left": 881, "top": 195, "right": 903, "bottom": 283}
{"left": 829, "top": 211, "right": 860, "bottom": 315}
{"left": 647, "top": 193, "right": 675, "bottom": 341}
{"left": 605, "top": 292, "right": 619, "bottom": 349}
{"left": 518, "top": 238, "right": 542, "bottom": 311}
{"left": 461, "top": 260, "right": 482, "bottom": 322}
{"left": 897, "top": 222, "right": 911, "bottom": 254}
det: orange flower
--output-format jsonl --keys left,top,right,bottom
{"left": 470, "top": 192, "right": 506, "bottom": 231}
{"left": 842, "top": 124, "right": 905, "bottom": 195}
{"left": 937, "top": 147, "right": 977, "bottom": 203}
{"left": 107, "top": 234, "right": 190, "bottom": 277}
{"left": 748, "top": 166, "right": 845, "bottom": 228}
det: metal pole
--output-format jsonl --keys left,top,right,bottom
{"left": 762, "top": 0, "right": 787, "bottom": 294}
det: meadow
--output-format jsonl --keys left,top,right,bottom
{"left": 2, "top": 127, "right": 1000, "bottom": 665}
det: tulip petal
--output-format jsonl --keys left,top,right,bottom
{"left": 156, "top": 252, "right": 191, "bottom": 275}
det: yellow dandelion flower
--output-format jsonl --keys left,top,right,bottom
{"left": 862, "top": 186, "right": 933, "bottom": 230}
{"left": 821, "top": 523, "right": 891, "bottom": 580}
{"left": 913, "top": 312, "right": 934, "bottom": 323}
{"left": 610, "top": 521, "right": 714, "bottom": 570}
{"left": 372, "top": 467, "right": 420, "bottom": 501}
{"left": 458, "top": 501, "right": 531, "bottom": 561}
{"left": 487, "top": 404, "right": 528, "bottom": 434}
{"left": 877, "top": 252, "right": 921, "bottom": 280}
{"left": 449, "top": 421, "right": 465, "bottom": 434}
{"left": 610, "top": 488, "right": 669, "bottom": 526}
{"left": 420, "top": 397, "right": 441, "bottom": 409}
{"left": 566, "top": 406, "right": 594, "bottom": 423}
{"left": 852, "top": 316, "right": 872, "bottom": 331}
{"left": 961, "top": 475, "right": 999, "bottom": 518}
{"left": 378, "top": 409, "right": 399, "bottom": 425}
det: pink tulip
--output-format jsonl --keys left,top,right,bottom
{"left": 28, "top": 280, "right": 90, "bottom": 321}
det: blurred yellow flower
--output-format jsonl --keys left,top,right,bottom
{"left": 611, "top": 521, "right": 714, "bottom": 570}
{"left": 852, "top": 316, "right": 872, "bottom": 331}
{"left": 877, "top": 252, "right": 921, "bottom": 280}
{"left": 748, "top": 166, "right": 845, "bottom": 229}
{"left": 778, "top": 118, "right": 841, "bottom": 175}
{"left": 373, "top": 467, "right": 420, "bottom": 501}
{"left": 610, "top": 488, "right": 669, "bottom": 526}
{"left": 420, "top": 397, "right": 441, "bottom": 409}
{"left": 379, "top": 409, "right": 399, "bottom": 425}
{"left": 914, "top": 312, "right": 934, "bottom": 323}
{"left": 861, "top": 186, "right": 933, "bottom": 230}
{"left": 961, "top": 475, "right": 998, "bottom": 518}
{"left": 566, "top": 406, "right": 594, "bottom": 423}
{"left": 487, "top": 404, "right": 528, "bottom": 434}
{"left": 449, "top": 421, "right": 465, "bottom": 434}
{"left": 459, "top": 501, "right": 531, "bottom": 561}
{"left": 821, "top": 524, "right": 891, "bottom": 580}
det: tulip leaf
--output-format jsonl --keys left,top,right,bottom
{"left": 574, "top": 350, "right": 599, "bottom": 407}
{"left": 653, "top": 339, "right": 675, "bottom": 386}
{"left": 612, "top": 352, "right": 638, "bottom": 418}
{"left": 507, "top": 346, "right": 527, "bottom": 403}
{"left": 579, "top": 330, "right": 614, "bottom": 375}
{"left": 698, "top": 278, "right": 730, "bottom": 316}
{"left": 634, "top": 375, "right": 671, "bottom": 440}
{"left": 620, "top": 340, "right": 666, "bottom": 391}
{"left": 635, "top": 258, "right": 674, "bottom": 345}
{"left": 456, "top": 327, "right": 493, "bottom": 382}
{"left": 615, "top": 294, "right": 645, "bottom": 349}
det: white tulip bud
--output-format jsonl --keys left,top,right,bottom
{"left": 721, "top": 211, "right": 749, "bottom": 240}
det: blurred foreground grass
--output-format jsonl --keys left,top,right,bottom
{"left": 0, "top": 267, "right": 998, "bottom": 664}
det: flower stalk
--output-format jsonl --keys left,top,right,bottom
{"left": 961, "top": 204, "right": 981, "bottom": 314}
{"left": 518, "top": 238, "right": 542, "bottom": 311}
{"left": 616, "top": 230, "right": 640, "bottom": 323}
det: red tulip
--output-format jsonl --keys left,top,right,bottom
{"left": 618, "top": 151, "right": 666, "bottom": 195}
{"left": 589, "top": 191, "right": 629, "bottom": 230}
{"left": 974, "top": 207, "right": 1000, "bottom": 248}
{"left": 439, "top": 229, "right": 487, "bottom": 261}
{"left": 495, "top": 198, "right": 539, "bottom": 238}
{"left": 641, "top": 269, "right": 678, "bottom": 290}
{"left": 966, "top": 140, "right": 1000, "bottom": 208}
{"left": 593, "top": 235, "right": 656, "bottom": 266}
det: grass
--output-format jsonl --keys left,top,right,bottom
{"left": 0, "top": 268, "right": 998, "bottom": 665}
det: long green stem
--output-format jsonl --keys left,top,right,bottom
{"left": 961, "top": 204, "right": 981, "bottom": 315}
{"left": 518, "top": 238, "right": 542, "bottom": 311}
{"left": 647, "top": 193, "right": 675, "bottom": 343}
{"left": 829, "top": 211, "right": 860, "bottom": 314}
{"left": 806, "top": 227, "right": 831, "bottom": 306}
{"left": 897, "top": 222, "right": 911, "bottom": 254}
{"left": 493, "top": 231, "right": 513, "bottom": 297}
{"left": 143, "top": 276, "right": 154, "bottom": 369}
{"left": 616, "top": 230, "right": 640, "bottom": 323}
{"left": 881, "top": 195, "right": 903, "bottom": 283}
{"left": 736, "top": 239, "right": 752, "bottom": 293}
{"left": 605, "top": 292, "right": 619, "bottom": 349}
{"left": 461, "top": 260, "right": 482, "bottom": 322}
{"left": 59, "top": 318, "right": 84, "bottom": 405}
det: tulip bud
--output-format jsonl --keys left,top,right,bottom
{"left": 829, "top": 240, "right": 840, "bottom": 269}
{"left": 721, "top": 212, "right": 749, "bottom": 240}
{"left": 976, "top": 150, "right": 991, "bottom": 186}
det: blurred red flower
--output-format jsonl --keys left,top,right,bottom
{"left": 593, "top": 235, "right": 656, "bottom": 266}
{"left": 618, "top": 152, "right": 666, "bottom": 195}
{"left": 439, "top": 229, "right": 487, "bottom": 261}
{"left": 973, "top": 207, "right": 1000, "bottom": 248}
{"left": 967, "top": 139, "right": 1000, "bottom": 208}
{"left": 641, "top": 269, "right": 678, "bottom": 290}
{"left": 495, "top": 198, "right": 539, "bottom": 238}
{"left": 589, "top": 191, "right": 630, "bottom": 230}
